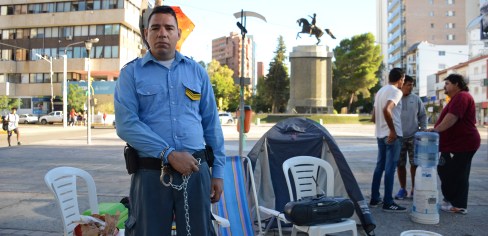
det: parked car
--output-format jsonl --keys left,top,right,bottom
{"left": 39, "top": 111, "right": 63, "bottom": 125}
{"left": 19, "top": 114, "right": 38, "bottom": 124}
{"left": 219, "top": 112, "right": 234, "bottom": 124}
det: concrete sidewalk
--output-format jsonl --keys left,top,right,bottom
{"left": 0, "top": 124, "right": 486, "bottom": 235}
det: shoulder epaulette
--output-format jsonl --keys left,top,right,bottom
{"left": 121, "top": 57, "right": 139, "bottom": 69}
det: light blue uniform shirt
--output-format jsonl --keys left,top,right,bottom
{"left": 114, "top": 51, "right": 225, "bottom": 179}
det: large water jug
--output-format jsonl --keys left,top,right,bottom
{"left": 414, "top": 166, "right": 437, "bottom": 191}
{"left": 414, "top": 132, "right": 439, "bottom": 168}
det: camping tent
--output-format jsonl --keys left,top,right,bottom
{"left": 247, "top": 117, "right": 376, "bottom": 235}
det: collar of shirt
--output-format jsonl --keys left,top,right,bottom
{"left": 141, "top": 50, "right": 188, "bottom": 67}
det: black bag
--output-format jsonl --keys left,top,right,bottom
{"left": 2, "top": 120, "right": 8, "bottom": 131}
{"left": 284, "top": 196, "right": 355, "bottom": 226}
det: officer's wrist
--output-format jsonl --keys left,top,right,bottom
{"left": 160, "top": 147, "right": 174, "bottom": 164}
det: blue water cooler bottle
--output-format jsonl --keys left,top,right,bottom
{"left": 411, "top": 132, "right": 440, "bottom": 224}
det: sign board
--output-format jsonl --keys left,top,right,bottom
{"left": 68, "top": 81, "right": 116, "bottom": 95}
{"left": 233, "top": 77, "right": 251, "bottom": 85}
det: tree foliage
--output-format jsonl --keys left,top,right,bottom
{"left": 260, "top": 36, "right": 290, "bottom": 113}
{"left": 0, "top": 96, "right": 22, "bottom": 114}
{"left": 68, "top": 84, "right": 87, "bottom": 112}
{"left": 332, "top": 33, "right": 382, "bottom": 113}
{"left": 207, "top": 60, "right": 239, "bottom": 111}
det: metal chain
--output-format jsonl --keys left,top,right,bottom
{"left": 161, "top": 158, "right": 202, "bottom": 236}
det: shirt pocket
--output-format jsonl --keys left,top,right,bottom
{"left": 181, "top": 80, "right": 201, "bottom": 112}
{"left": 136, "top": 84, "right": 165, "bottom": 113}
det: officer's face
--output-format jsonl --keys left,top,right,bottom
{"left": 145, "top": 13, "right": 181, "bottom": 61}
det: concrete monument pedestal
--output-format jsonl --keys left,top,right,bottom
{"left": 287, "top": 45, "right": 334, "bottom": 114}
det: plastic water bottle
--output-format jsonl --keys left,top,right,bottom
{"left": 414, "top": 132, "right": 439, "bottom": 168}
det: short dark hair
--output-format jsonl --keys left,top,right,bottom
{"left": 444, "top": 73, "right": 469, "bottom": 92}
{"left": 11, "top": 107, "right": 17, "bottom": 111}
{"left": 389, "top": 68, "right": 405, "bottom": 83}
{"left": 404, "top": 75, "right": 414, "bottom": 84}
{"left": 147, "top": 5, "right": 178, "bottom": 28}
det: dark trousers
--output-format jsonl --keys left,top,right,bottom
{"left": 125, "top": 162, "right": 215, "bottom": 236}
{"left": 438, "top": 151, "right": 476, "bottom": 209}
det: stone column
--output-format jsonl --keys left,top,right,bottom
{"left": 287, "top": 45, "right": 334, "bottom": 114}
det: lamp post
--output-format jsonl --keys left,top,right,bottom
{"left": 63, "top": 38, "right": 99, "bottom": 129}
{"left": 233, "top": 10, "right": 266, "bottom": 157}
{"left": 84, "top": 38, "right": 98, "bottom": 145}
{"left": 36, "top": 54, "right": 54, "bottom": 112}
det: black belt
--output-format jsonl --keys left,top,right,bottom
{"left": 137, "top": 149, "right": 207, "bottom": 171}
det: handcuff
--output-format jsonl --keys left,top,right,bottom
{"left": 160, "top": 158, "right": 202, "bottom": 187}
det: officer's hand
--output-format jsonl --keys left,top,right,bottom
{"left": 168, "top": 151, "right": 199, "bottom": 176}
{"left": 210, "top": 178, "right": 223, "bottom": 203}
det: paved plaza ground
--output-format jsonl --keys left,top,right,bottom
{"left": 0, "top": 123, "right": 486, "bottom": 235}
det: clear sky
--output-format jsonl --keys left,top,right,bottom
{"left": 162, "top": 0, "right": 377, "bottom": 69}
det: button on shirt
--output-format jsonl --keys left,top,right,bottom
{"left": 114, "top": 51, "right": 226, "bottom": 179}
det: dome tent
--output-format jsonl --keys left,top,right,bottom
{"left": 247, "top": 117, "right": 376, "bottom": 235}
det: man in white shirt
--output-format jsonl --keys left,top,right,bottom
{"left": 7, "top": 107, "right": 21, "bottom": 146}
{"left": 370, "top": 68, "right": 406, "bottom": 212}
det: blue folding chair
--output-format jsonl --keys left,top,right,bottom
{"left": 213, "top": 156, "right": 263, "bottom": 236}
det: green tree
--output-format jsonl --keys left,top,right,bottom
{"left": 262, "top": 36, "right": 289, "bottom": 113}
{"left": 0, "top": 96, "right": 22, "bottom": 112}
{"left": 68, "top": 84, "right": 87, "bottom": 112}
{"left": 207, "top": 60, "right": 239, "bottom": 111}
{"left": 332, "top": 33, "right": 382, "bottom": 113}
{"left": 251, "top": 75, "right": 271, "bottom": 113}
{"left": 0, "top": 96, "right": 9, "bottom": 112}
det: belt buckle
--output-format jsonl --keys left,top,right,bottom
{"left": 160, "top": 165, "right": 173, "bottom": 187}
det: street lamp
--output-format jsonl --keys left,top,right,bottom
{"left": 84, "top": 38, "right": 99, "bottom": 145}
{"left": 63, "top": 38, "right": 99, "bottom": 129}
{"left": 233, "top": 10, "right": 266, "bottom": 157}
{"left": 36, "top": 54, "right": 54, "bottom": 112}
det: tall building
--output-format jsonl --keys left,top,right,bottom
{"left": 0, "top": 0, "right": 145, "bottom": 115}
{"left": 211, "top": 32, "right": 255, "bottom": 82}
{"left": 385, "top": 0, "right": 478, "bottom": 69}
{"left": 405, "top": 41, "right": 468, "bottom": 97}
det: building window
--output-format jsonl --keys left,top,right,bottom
{"left": 20, "top": 98, "right": 32, "bottom": 109}
{"left": 439, "top": 51, "right": 446, "bottom": 56}
{"left": 447, "top": 0, "right": 455, "bottom": 4}
{"left": 447, "top": 34, "right": 455, "bottom": 40}
{"left": 439, "top": 64, "right": 447, "bottom": 69}
{"left": 445, "top": 23, "right": 455, "bottom": 28}
{"left": 446, "top": 11, "right": 455, "bottom": 16}
{"left": 431, "top": 23, "right": 434, "bottom": 28}
{"left": 429, "top": 11, "right": 434, "bottom": 17}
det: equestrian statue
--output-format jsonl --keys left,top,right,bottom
{"left": 296, "top": 13, "right": 336, "bottom": 45}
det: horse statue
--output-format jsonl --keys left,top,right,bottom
{"left": 296, "top": 18, "right": 336, "bottom": 45}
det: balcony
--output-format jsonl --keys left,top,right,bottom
{"left": 387, "top": 0, "right": 401, "bottom": 12}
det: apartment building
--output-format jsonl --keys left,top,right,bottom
{"left": 405, "top": 41, "right": 468, "bottom": 97}
{"left": 211, "top": 32, "right": 255, "bottom": 82}
{"left": 0, "top": 0, "right": 146, "bottom": 115}
{"left": 384, "top": 0, "right": 478, "bottom": 69}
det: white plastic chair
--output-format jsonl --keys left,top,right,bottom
{"left": 44, "top": 166, "right": 124, "bottom": 236}
{"left": 45, "top": 167, "right": 99, "bottom": 236}
{"left": 283, "top": 156, "right": 357, "bottom": 236}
